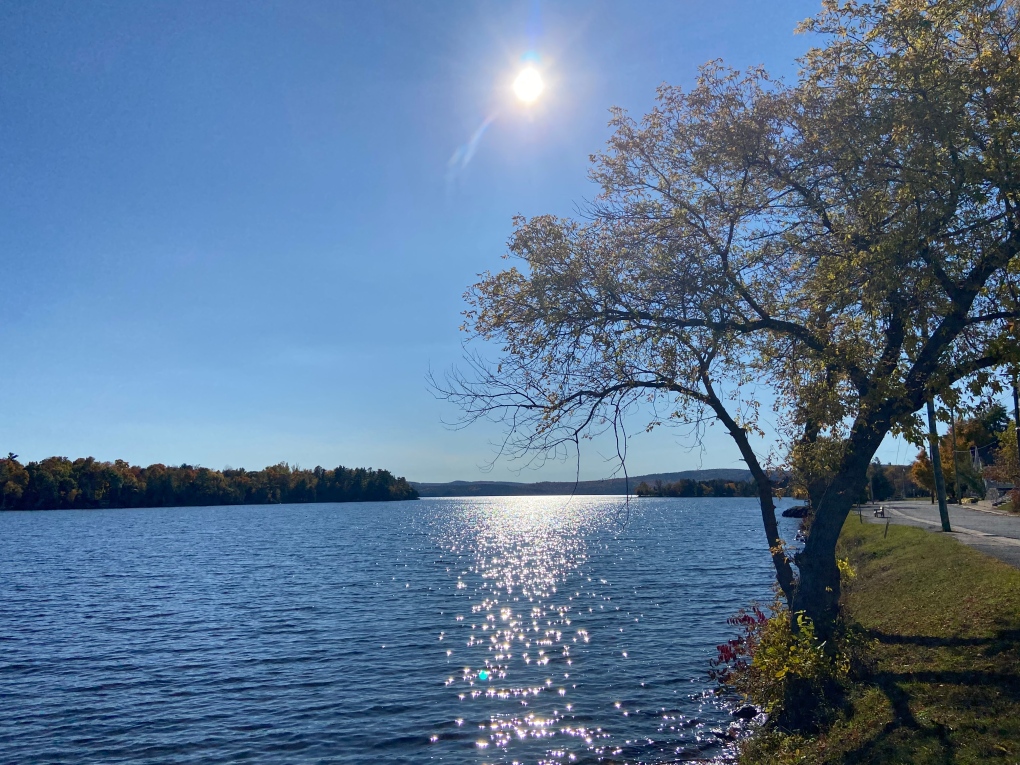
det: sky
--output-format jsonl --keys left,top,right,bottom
{"left": 1, "top": 0, "right": 934, "bottom": 482}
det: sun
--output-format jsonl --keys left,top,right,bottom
{"left": 513, "top": 67, "right": 544, "bottom": 104}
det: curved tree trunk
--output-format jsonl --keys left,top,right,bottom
{"left": 701, "top": 377, "right": 797, "bottom": 608}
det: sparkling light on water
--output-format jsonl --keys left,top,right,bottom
{"left": 432, "top": 498, "right": 608, "bottom": 761}
{"left": 420, "top": 496, "right": 793, "bottom": 763}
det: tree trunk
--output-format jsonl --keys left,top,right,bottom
{"left": 700, "top": 375, "right": 796, "bottom": 607}
{"left": 790, "top": 452, "right": 870, "bottom": 637}
{"left": 788, "top": 404, "right": 902, "bottom": 635}
{"left": 807, "top": 475, "right": 829, "bottom": 518}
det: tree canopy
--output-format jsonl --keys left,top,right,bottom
{"left": 441, "top": 0, "right": 1020, "bottom": 632}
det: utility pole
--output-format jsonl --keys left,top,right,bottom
{"left": 1013, "top": 370, "right": 1020, "bottom": 470}
{"left": 926, "top": 397, "right": 953, "bottom": 532}
{"left": 950, "top": 402, "right": 962, "bottom": 503}
{"left": 920, "top": 316, "right": 952, "bottom": 531}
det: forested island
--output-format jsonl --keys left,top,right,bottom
{"left": 0, "top": 454, "right": 418, "bottom": 510}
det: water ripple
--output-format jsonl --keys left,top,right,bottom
{"left": 0, "top": 496, "right": 798, "bottom": 764}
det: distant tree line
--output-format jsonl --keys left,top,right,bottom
{"left": 0, "top": 454, "right": 418, "bottom": 510}
{"left": 634, "top": 478, "right": 760, "bottom": 498}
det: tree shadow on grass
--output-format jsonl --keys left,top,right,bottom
{"left": 819, "top": 614, "right": 1020, "bottom": 763}
{"left": 834, "top": 670, "right": 962, "bottom": 765}
{"left": 865, "top": 626, "right": 1020, "bottom": 657}
{"left": 832, "top": 664, "right": 1020, "bottom": 763}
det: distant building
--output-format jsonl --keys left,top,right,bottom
{"left": 985, "top": 479, "right": 1015, "bottom": 505}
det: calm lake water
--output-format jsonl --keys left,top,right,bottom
{"left": 0, "top": 496, "right": 798, "bottom": 764}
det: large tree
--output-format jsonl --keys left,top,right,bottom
{"left": 440, "top": 0, "right": 1020, "bottom": 634}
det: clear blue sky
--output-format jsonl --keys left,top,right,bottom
{"left": 5, "top": 0, "right": 912, "bottom": 483}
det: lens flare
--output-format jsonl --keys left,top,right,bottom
{"left": 513, "top": 67, "right": 544, "bottom": 103}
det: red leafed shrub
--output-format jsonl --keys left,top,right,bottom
{"left": 708, "top": 604, "right": 770, "bottom": 684}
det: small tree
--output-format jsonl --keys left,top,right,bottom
{"left": 869, "top": 461, "right": 896, "bottom": 503}
{"left": 911, "top": 448, "right": 937, "bottom": 502}
{"left": 441, "top": 0, "right": 1020, "bottom": 635}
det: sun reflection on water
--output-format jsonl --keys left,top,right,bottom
{"left": 432, "top": 497, "right": 614, "bottom": 761}
{"left": 418, "top": 495, "right": 764, "bottom": 764}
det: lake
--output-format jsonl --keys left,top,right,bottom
{"left": 0, "top": 496, "right": 798, "bottom": 764}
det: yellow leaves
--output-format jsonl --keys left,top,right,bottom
{"left": 770, "top": 541, "right": 791, "bottom": 559}
{"left": 837, "top": 556, "right": 857, "bottom": 582}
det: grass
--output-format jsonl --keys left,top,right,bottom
{"left": 740, "top": 520, "right": 1020, "bottom": 764}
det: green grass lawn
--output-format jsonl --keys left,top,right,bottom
{"left": 741, "top": 521, "right": 1020, "bottom": 764}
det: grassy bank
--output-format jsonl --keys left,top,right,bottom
{"left": 742, "top": 521, "right": 1020, "bottom": 764}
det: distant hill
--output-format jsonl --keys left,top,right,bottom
{"left": 411, "top": 468, "right": 753, "bottom": 497}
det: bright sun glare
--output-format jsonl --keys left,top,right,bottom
{"left": 513, "top": 67, "right": 544, "bottom": 103}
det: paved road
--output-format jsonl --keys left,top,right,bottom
{"left": 858, "top": 500, "right": 1020, "bottom": 568}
